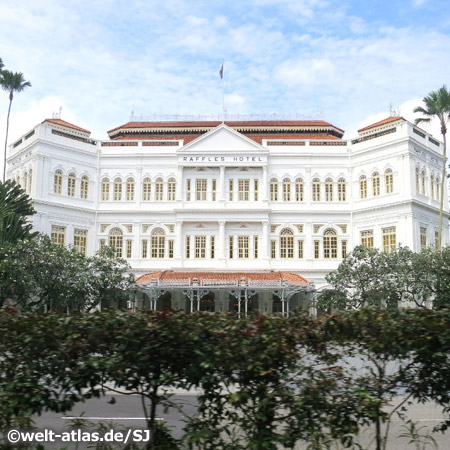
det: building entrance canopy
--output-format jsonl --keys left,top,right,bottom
{"left": 136, "top": 271, "right": 314, "bottom": 316}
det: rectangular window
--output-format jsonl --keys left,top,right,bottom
{"left": 361, "top": 230, "right": 374, "bottom": 248}
{"left": 126, "top": 181, "right": 135, "bottom": 201}
{"left": 212, "top": 179, "right": 217, "bottom": 201}
{"left": 186, "top": 179, "right": 191, "bottom": 201}
{"left": 229, "top": 236, "right": 234, "bottom": 259}
{"left": 254, "top": 179, "right": 259, "bottom": 201}
{"left": 155, "top": 181, "right": 163, "bottom": 201}
{"left": 101, "top": 181, "right": 109, "bottom": 201}
{"left": 51, "top": 225, "right": 65, "bottom": 246}
{"left": 298, "top": 240, "right": 304, "bottom": 258}
{"left": 168, "top": 182, "right": 176, "bottom": 201}
{"left": 142, "top": 239, "right": 148, "bottom": 258}
{"left": 126, "top": 239, "right": 132, "bottom": 258}
{"left": 100, "top": 239, "right": 106, "bottom": 249}
{"left": 196, "top": 179, "right": 207, "bottom": 201}
{"left": 342, "top": 240, "right": 347, "bottom": 259}
{"left": 314, "top": 240, "right": 320, "bottom": 259}
{"left": 435, "top": 230, "right": 439, "bottom": 246}
{"left": 151, "top": 236, "right": 165, "bottom": 258}
{"left": 238, "top": 179, "right": 250, "bottom": 201}
{"left": 229, "top": 179, "right": 234, "bottom": 201}
{"left": 74, "top": 229, "right": 87, "bottom": 254}
{"left": 254, "top": 236, "right": 258, "bottom": 259}
{"left": 68, "top": 177, "right": 76, "bottom": 197}
{"left": 238, "top": 236, "right": 249, "bottom": 259}
{"left": 195, "top": 235, "right": 206, "bottom": 259}
{"left": 185, "top": 235, "right": 190, "bottom": 258}
{"left": 210, "top": 236, "right": 215, "bottom": 259}
{"left": 168, "top": 240, "right": 174, "bottom": 258}
{"left": 382, "top": 227, "right": 396, "bottom": 253}
{"left": 312, "top": 182, "right": 320, "bottom": 202}
{"left": 420, "top": 227, "right": 427, "bottom": 249}
{"left": 271, "top": 240, "right": 276, "bottom": 259}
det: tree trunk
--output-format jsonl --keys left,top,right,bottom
{"left": 2, "top": 94, "right": 13, "bottom": 182}
{"left": 438, "top": 129, "right": 447, "bottom": 249}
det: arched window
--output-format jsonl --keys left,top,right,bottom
{"left": 155, "top": 177, "right": 163, "bottom": 201}
{"left": 23, "top": 171, "right": 28, "bottom": 193}
{"left": 168, "top": 177, "right": 176, "bottom": 201}
{"left": 338, "top": 177, "right": 346, "bottom": 201}
{"left": 436, "top": 176, "right": 440, "bottom": 201}
{"left": 295, "top": 178, "right": 304, "bottom": 202}
{"left": 325, "top": 178, "right": 333, "bottom": 202}
{"left": 114, "top": 177, "right": 122, "bottom": 201}
{"left": 151, "top": 227, "right": 165, "bottom": 258}
{"left": 415, "top": 167, "right": 420, "bottom": 193}
{"left": 280, "top": 228, "right": 294, "bottom": 259}
{"left": 126, "top": 178, "right": 135, "bottom": 201}
{"left": 282, "top": 178, "right": 291, "bottom": 201}
{"left": 80, "top": 175, "right": 89, "bottom": 199}
{"left": 359, "top": 175, "right": 367, "bottom": 199}
{"left": 421, "top": 170, "right": 426, "bottom": 195}
{"left": 17, "top": 175, "right": 20, "bottom": 186}
{"left": 54, "top": 170, "right": 63, "bottom": 194}
{"left": 323, "top": 228, "right": 337, "bottom": 259}
{"left": 430, "top": 175, "right": 435, "bottom": 200}
{"left": 372, "top": 172, "right": 380, "bottom": 196}
{"left": 28, "top": 169, "right": 32, "bottom": 194}
{"left": 385, "top": 169, "right": 393, "bottom": 194}
{"left": 101, "top": 178, "right": 110, "bottom": 201}
{"left": 109, "top": 228, "right": 123, "bottom": 258}
{"left": 68, "top": 172, "right": 76, "bottom": 197}
{"left": 312, "top": 178, "right": 320, "bottom": 202}
{"left": 142, "top": 177, "right": 151, "bottom": 201}
{"left": 270, "top": 178, "right": 278, "bottom": 201}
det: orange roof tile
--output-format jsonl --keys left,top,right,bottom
{"left": 358, "top": 116, "right": 404, "bottom": 133}
{"left": 136, "top": 271, "right": 309, "bottom": 286}
{"left": 43, "top": 118, "right": 91, "bottom": 134}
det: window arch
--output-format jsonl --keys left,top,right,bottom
{"left": 68, "top": 172, "right": 76, "bottom": 197}
{"left": 338, "top": 177, "right": 346, "bottom": 201}
{"left": 415, "top": 167, "right": 420, "bottom": 193}
{"left": 114, "top": 178, "right": 122, "bottom": 201}
{"left": 359, "top": 175, "right": 367, "bottom": 199}
{"left": 295, "top": 178, "right": 304, "bottom": 202}
{"left": 109, "top": 228, "right": 123, "bottom": 258}
{"left": 81, "top": 175, "right": 89, "bottom": 199}
{"left": 151, "top": 227, "right": 165, "bottom": 258}
{"left": 126, "top": 177, "right": 135, "bottom": 201}
{"left": 372, "top": 172, "right": 380, "bottom": 196}
{"left": 280, "top": 228, "right": 294, "bottom": 259}
{"left": 312, "top": 178, "right": 320, "bottom": 201}
{"left": 168, "top": 177, "right": 176, "bottom": 201}
{"left": 155, "top": 177, "right": 163, "bottom": 201}
{"left": 282, "top": 178, "right": 291, "bottom": 201}
{"left": 325, "top": 178, "right": 333, "bottom": 202}
{"left": 142, "top": 177, "right": 151, "bottom": 201}
{"left": 421, "top": 169, "right": 426, "bottom": 195}
{"left": 270, "top": 178, "right": 278, "bottom": 201}
{"left": 385, "top": 169, "right": 393, "bottom": 194}
{"left": 323, "top": 228, "right": 337, "bottom": 259}
{"left": 54, "top": 170, "right": 63, "bottom": 194}
{"left": 101, "top": 178, "right": 110, "bottom": 201}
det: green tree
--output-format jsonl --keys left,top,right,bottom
{"left": 0, "top": 179, "right": 36, "bottom": 245}
{"left": 0, "top": 70, "right": 31, "bottom": 182}
{"left": 414, "top": 86, "right": 450, "bottom": 249}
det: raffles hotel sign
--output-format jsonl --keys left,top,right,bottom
{"left": 179, "top": 155, "right": 267, "bottom": 165}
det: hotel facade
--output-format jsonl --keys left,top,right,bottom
{"left": 6, "top": 116, "right": 448, "bottom": 313}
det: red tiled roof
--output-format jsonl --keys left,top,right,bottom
{"left": 108, "top": 120, "right": 342, "bottom": 135}
{"left": 358, "top": 116, "right": 404, "bottom": 133}
{"left": 136, "top": 271, "right": 309, "bottom": 285}
{"left": 43, "top": 118, "right": 91, "bottom": 134}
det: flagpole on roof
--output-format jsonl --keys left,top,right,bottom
{"left": 220, "top": 60, "right": 225, "bottom": 123}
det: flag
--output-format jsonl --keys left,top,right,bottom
{"left": 219, "top": 63, "right": 224, "bottom": 79}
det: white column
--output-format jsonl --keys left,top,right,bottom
{"left": 262, "top": 166, "right": 268, "bottom": 201}
{"left": 175, "top": 220, "right": 183, "bottom": 263}
{"left": 262, "top": 221, "right": 269, "bottom": 262}
{"left": 219, "top": 166, "right": 225, "bottom": 201}
{"left": 218, "top": 221, "right": 225, "bottom": 262}
{"left": 177, "top": 166, "right": 183, "bottom": 201}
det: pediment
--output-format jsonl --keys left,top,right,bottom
{"left": 180, "top": 124, "right": 266, "bottom": 153}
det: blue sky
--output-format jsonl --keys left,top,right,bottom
{"left": 1, "top": 0, "right": 450, "bottom": 166}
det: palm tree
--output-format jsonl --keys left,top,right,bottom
{"left": 414, "top": 86, "right": 450, "bottom": 249}
{"left": 0, "top": 70, "right": 31, "bottom": 182}
{"left": 0, "top": 179, "right": 36, "bottom": 245}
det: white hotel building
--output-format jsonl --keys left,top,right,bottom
{"left": 6, "top": 116, "right": 448, "bottom": 313}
